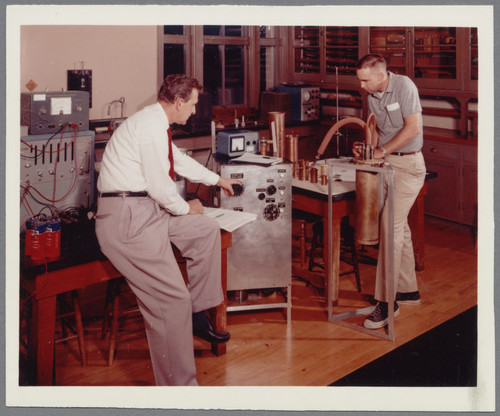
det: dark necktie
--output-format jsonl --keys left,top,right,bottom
{"left": 167, "top": 127, "right": 175, "bottom": 180}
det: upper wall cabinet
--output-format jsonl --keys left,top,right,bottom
{"left": 288, "top": 26, "right": 478, "bottom": 93}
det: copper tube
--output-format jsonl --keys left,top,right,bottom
{"left": 353, "top": 158, "right": 384, "bottom": 246}
{"left": 315, "top": 114, "right": 377, "bottom": 160}
{"left": 269, "top": 112, "right": 286, "bottom": 158}
{"left": 285, "top": 134, "right": 299, "bottom": 162}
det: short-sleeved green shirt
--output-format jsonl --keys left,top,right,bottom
{"left": 367, "top": 72, "right": 423, "bottom": 153}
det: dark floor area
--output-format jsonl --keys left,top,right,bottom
{"left": 331, "top": 306, "right": 477, "bottom": 387}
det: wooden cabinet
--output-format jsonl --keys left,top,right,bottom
{"left": 288, "top": 26, "right": 477, "bottom": 93}
{"left": 369, "top": 27, "right": 408, "bottom": 76}
{"left": 422, "top": 136, "right": 477, "bottom": 226}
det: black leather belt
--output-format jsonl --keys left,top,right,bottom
{"left": 390, "top": 150, "right": 421, "bottom": 156}
{"left": 99, "top": 191, "right": 148, "bottom": 198}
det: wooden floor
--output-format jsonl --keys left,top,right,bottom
{"left": 22, "top": 215, "right": 478, "bottom": 387}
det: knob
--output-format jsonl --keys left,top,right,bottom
{"left": 231, "top": 183, "right": 244, "bottom": 197}
{"left": 263, "top": 204, "right": 280, "bottom": 221}
{"left": 258, "top": 193, "right": 266, "bottom": 201}
{"left": 267, "top": 185, "right": 277, "bottom": 195}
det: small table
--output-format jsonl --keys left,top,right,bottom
{"left": 21, "top": 228, "right": 231, "bottom": 385}
{"left": 292, "top": 173, "right": 430, "bottom": 305}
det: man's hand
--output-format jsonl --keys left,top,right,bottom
{"left": 217, "top": 177, "right": 242, "bottom": 197}
{"left": 188, "top": 199, "right": 204, "bottom": 215}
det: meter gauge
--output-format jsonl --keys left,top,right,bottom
{"left": 303, "top": 90, "right": 311, "bottom": 101}
{"left": 263, "top": 203, "right": 280, "bottom": 221}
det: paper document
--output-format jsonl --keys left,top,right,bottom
{"left": 230, "top": 153, "right": 283, "bottom": 166}
{"left": 204, "top": 207, "right": 257, "bottom": 232}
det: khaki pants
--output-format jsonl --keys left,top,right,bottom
{"left": 375, "top": 152, "right": 426, "bottom": 302}
{"left": 95, "top": 196, "right": 223, "bottom": 386}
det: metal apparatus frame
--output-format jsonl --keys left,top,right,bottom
{"left": 326, "top": 159, "right": 396, "bottom": 341}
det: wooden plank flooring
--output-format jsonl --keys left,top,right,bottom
{"left": 23, "top": 216, "right": 477, "bottom": 387}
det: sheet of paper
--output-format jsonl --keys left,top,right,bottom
{"left": 204, "top": 207, "right": 257, "bottom": 232}
{"left": 230, "top": 153, "right": 283, "bottom": 165}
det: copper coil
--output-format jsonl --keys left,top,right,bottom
{"left": 292, "top": 161, "right": 299, "bottom": 178}
{"left": 320, "top": 175, "right": 328, "bottom": 185}
{"left": 319, "top": 164, "right": 328, "bottom": 177}
{"left": 309, "top": 166, "right": 318, "bottom": 183}
{"left": 298, "top": 163, "right": 309, "bottom": 181}
{"left": 260, "top": 140, "right": 268, "bottom": 156}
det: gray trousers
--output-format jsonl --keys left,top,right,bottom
{"left": 375, "top": 152, "right": 426, "bottom": 302}
{"left": 95, "top": 196, "right": 223, "bottom": 386}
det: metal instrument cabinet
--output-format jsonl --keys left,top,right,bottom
{"left": 219, "top": 162, "right": 292, "bottom": 319}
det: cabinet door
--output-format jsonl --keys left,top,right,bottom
{"left": 369, "top": 27, "right": 408, "bottom": 75}
{"left": 422, "top": 140, "right": 461, "bottom": 222}
{"left": 325, "top": 27, "right": 360, "bottom": 76}
{"left": 462, "top": 163, "right": 477, "bottom": 226}
{"left": 290, "top": 26, "right": 321, "bottom": 82}
{"left": 411, "top": 27, "right": 461, "bottom": 89}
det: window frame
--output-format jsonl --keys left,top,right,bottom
{"left": 158, "top": 25, "right": 283, "bottom": 110}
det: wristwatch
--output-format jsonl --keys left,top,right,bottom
{"left": 380, "top": 146, "right": 387, "bottom": 156}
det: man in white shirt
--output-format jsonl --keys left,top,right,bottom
{"left": 96, "top": 74, "right": 239, "bottom": 385}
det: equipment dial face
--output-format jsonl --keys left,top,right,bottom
{"left": 264, "top": 204, "right": 280, "bottom": 221}
{"left": 303, "top": 91, "right": 311, "bottom": 101}
{"left": 267, "top": 185, "right": 277, "bottom": 195}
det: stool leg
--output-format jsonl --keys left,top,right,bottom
{"left": 350, "top": 240, "right": 362, "bottom": 292}
{"left": 108, "top": 283, "right": 121, "bottom": 366}
{"left": 299, "top": 220, "right": 307, "bottom": 269}
{"left": 71, "top": 291, "right": 87, "bottom": 366}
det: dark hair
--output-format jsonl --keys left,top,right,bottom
{"left": 158, "top": 74, "right": 203, "bottom": 103}
{"left": 356, "top": 53, "right": 387, "bottom": 70}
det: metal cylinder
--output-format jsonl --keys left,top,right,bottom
{"left": 353, "top": 158, "right": 384, "bottom": 246}
{"left": 260, "top": 139, "right": 268, "bottom": 156}
{"left": 285, "top": 134, "right": 299, "bottom": 162}
{"left": 269, "top": 111, "right": 285, "bottom": 158}
{"left": 309, "top": 166, "right": 318, "bottom": 183}
{"left": 298, "top": 160, "right": 309, "bottom": 181}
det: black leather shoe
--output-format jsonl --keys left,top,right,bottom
{"left": 192, "top": 311, "right": 230, "bottom": 344}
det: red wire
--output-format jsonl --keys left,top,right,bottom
{"left": 23, "top": 124, "right": 80, "bottom": 203}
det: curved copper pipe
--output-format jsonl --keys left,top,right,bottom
{"left": 315, "top": 116, "right": 374, "bottom": 160}
{"left": 366, "top": 113, "right": 378, "bottom": 148}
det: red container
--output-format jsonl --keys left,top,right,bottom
{"left": 24, "top": 218, "right": 34, "bottom": 256}
{"left": 30, "top": 221, "right": 46, "bottom": 261}
{"left": 45, "top": 219, "right": 61, "bottom": 259}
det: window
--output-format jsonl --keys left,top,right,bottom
{"left": 159, "top": 25, "right": 281, "bottom": 109}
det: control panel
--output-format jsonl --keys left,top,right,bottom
{"left": 219, "top": 163, "right": 291, "bottom": 291}
{"left": 20, "top": 130, "right": 95, "bottom": 226}
{"left": 274, "top": 85, "right": 320, "bottom": 121}
{"left": 21, "top": 91, "right": 90, "bottom": 135}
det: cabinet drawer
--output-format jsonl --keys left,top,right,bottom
{"left": 422, "top": 140, "right": 460, "bottom": 160}
{"left": 462, "top": 145, "right": 478, "bottom": 164}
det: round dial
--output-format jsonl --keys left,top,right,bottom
{"left": 264, "top": 204, "right": 280, "bottom": 221}
{"left": 267, "top": 185, "right": 277, "bottom": 195}
{"left": 303, "top": 91, "right": 311, "bottom": 101}
{"left": 231, "top": 183, "right": 244, "bottom": 197}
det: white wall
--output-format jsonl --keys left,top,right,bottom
{"left": 21, "top": 25, "right": 159, "bottom": 120}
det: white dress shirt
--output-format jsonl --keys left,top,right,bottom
{"left": 98, "top": 102, "right": 219, "bottom": 215}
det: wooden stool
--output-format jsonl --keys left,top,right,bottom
{"left": 55, "top": 290, "right": 87, "bottom": 366}
{"left": 294, "top": 212, "right": 362, "bottom": 293}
